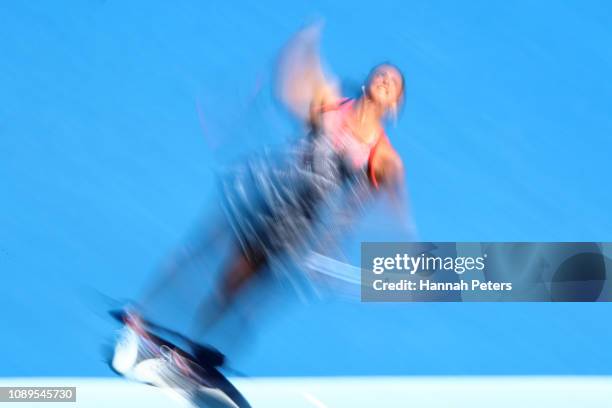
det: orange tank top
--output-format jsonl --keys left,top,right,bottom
{"left": 319, "top": 98, "right": 389, "bottom": 188}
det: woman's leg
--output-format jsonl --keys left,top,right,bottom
{"left": 138, "top": 215, "right": 229, "bottom": 311}
{"left": 190, "top": 246, "right": 267, "bottom": 339}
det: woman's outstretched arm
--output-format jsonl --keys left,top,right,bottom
{"left": 275, "top": 23, "right": 340, "bottom": 127}
{"left": 369, "top": 138, "right": 412, "bottom": 229}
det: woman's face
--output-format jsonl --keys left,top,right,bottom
{"left": 367, "top": 65, "right": 403, "bottom": 109}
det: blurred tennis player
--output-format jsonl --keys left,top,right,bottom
{"left": 110, "top": 24, "right": 407, "bottom": 406}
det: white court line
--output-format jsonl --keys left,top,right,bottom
{"left": 301, "top": 391, "right": 329, "bottom": 408}
{"left": 1, "top": 376, "right": 611, "bottom": 407}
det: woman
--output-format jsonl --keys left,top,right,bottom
{"left": 211, "top": 25, "right": 406, "bottom": 304}
{"left": 111, "top": 24, "right": 406, "bottom": 401}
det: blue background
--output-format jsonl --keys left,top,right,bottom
{"left": 1, "top": 0, "right": 611, "bottom": 377}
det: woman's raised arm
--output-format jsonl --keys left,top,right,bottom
{"left": 275, "top": 24, "right": 340, "bottom": 126}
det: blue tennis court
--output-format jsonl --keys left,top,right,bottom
{"left": 1, "top": 1, "right": 612, "bottom": 406}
